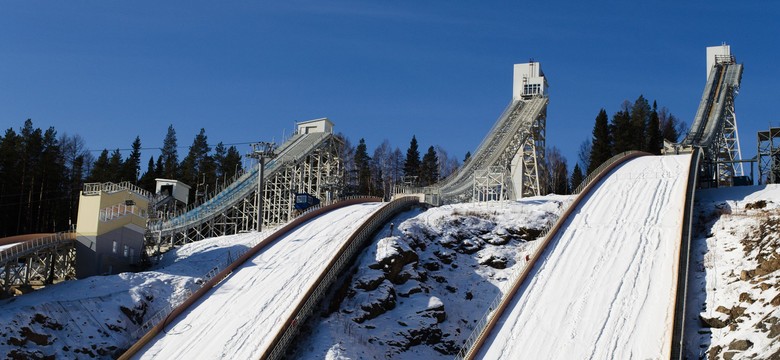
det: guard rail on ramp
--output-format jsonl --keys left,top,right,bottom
{"left": 670, "top": 147, "right": 703, "bottom": 359}
{"left": 469, "top": 153, "right": 692, "bottom": 359}
{"left": 0, "top": 232, "right": 75, "bottom": 267}
{"left": 121, "top": 196, "right": 419, "bottom": 359}
{"left": 261, "top": 196, "right": 419, "bottom": 360}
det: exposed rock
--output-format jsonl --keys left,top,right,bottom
{"left": 740, "top": 270, "right": 753, "bottom": 281}
{"left": 739, "top": 292, "right": 755, "bottom": 304}
{"left": 458, "top": 239, "right": 483, "bottom": 254}
{"left": 433, "top": 250, "right": 455, "bottom": 264}
{"left": 506, "top": 226, "right": 543, "bottom": 241}
{"left": 20, "top": 326, "right": 51, "bottom": 346}
{"left": 372, "top": 237, "right": 419, "bottom": 283}
{"left": 120, "top": 301, "right": 148, "bottom": 325}
{"left": 707, "top": 345, "right": 722, "bottom": 360}
{"left": 754, "top": 255, "right": 780, "bottom": 277}
{"left": 355, "top": 272, "right": 385, "bottom": 291}
{"left": 422, "top": 260, "right": 441, "bottom": 271}
{"left": 701, "top": 312, "right": 730, "bottom": 328}
{"left": 480, "top": 255, "right": 508, "bottom": 269}
{"left": 354, "top": 281, "right": 396, "bottom": 323}
{"left": 745, "top": 200, "right": 767, "bottom": 210}
{"left": 728, "top": 339, "right": 753, "bottom": 351}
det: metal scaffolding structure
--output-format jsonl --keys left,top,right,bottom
{"left": 757, "top": 127, "right": 780, "bottom": 184}
{"left": 681, "top": 50, "right": 743, "bottom": 188}
{"left": 1, "top": 233, "right": 76, "bottom": 296}
{"left": 148, "top": 130, "right": 344, "bottom": 249}
{"left": 261, "top": 136, "right": 343, "bottom": 227}
{"left": 473, "top": 166, "right": 508, "bottom": 202}
{"left": 519, "top": 107, "right": 547, "bottom": 198}
{"left": 433, "top": 95, "right": 549, "bottom": 204}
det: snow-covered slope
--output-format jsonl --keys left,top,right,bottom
{"left": 5, "top": 178, "right": 780, "bottom": 359}
{"left": 135, "top": 202, "right": 384, "bottom": 359}
{"left": 0, "top": 231, "right": 263, "bottom": 359}
{"left": 293, "top": 196, "right": 568, "bottom": 359}
{"left": 478, "top": 154, "right": 692, "bottom": 359}
{"left": 686, "top": 185, "right": 780, "bottom": 359}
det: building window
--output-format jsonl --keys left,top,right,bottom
{"left": 112, "top": 241, "right": 118, "bottom": 254}
{"left": 129, "top": 248, "right": 135, "bottom": 263}
{"left": 123, "top": 245, "right": 129, "bottom": 257}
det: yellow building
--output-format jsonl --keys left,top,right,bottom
{"left": 75, "top": 182, "right": 151, "bottom": 278}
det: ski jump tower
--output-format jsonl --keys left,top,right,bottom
{"left": 433, "top": 61, "right": 548, "bottom": 203}
{"left": 680, "top": 44, "right": 744, "bottom": 187}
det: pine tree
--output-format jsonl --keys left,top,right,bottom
{"left": 18, "top": 119, "right": 43, "bottom": 233}
{"left": 354, "top": 138, "right": 372, "bottom": 195}
{"left": 89, "top": 150, "right": 110, "bottom": 183}
{"left": 659, "top": 107, "right": 683, "bottom": 143}
{"left": 180, "top": 128, "right": 211, "bottom": 201}
{"left": 0, "top": 128, "right": 22, "bottom": 236}
{"left": 213, "top": 142, "right": 227, "bottom": 179}
{"left": 571, "top": 163, "right": 585, "bottom": 192}
{"left": 139, "top": 156, "right": 157, "bottom": 192}
{"left": 223, "top": 146, "right": 242, "bottom": 180}
{"left": 588, "top": 109, "right": 612, "bottom": 173}
{"left": 464, "top": 151, "right": 471, "bottom": 162}
{"left": 122, "top": 136, "right": 142, "bottom": 183}
{"left": 161, "top": 125, "right": 179, "bottom": 179}
{"left": 611, "top": 102, "right": 633, "bottom": 154}
{"left": 108, "top": 149, "right": 124, "bottom": 180}
{"left": 631, "top": 95, "right": 651, "bottom": 151}
{"left": 420, "top": 146, "right": 439, "bottom": 187}
{"left": 647, "top": 101, "right": 663, "bottom": 155}
{"left": 38, "top": 127, "right": 66, "bottom": 231}
{"left": 403, "top": 136, "right": 421, "bottom": 184}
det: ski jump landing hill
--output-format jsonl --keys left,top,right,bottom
{"left": 458, "top": 45, "right": 743, "bottom": 359}
{"left": 121, "top": 196, "right": 419, "bottom": 359}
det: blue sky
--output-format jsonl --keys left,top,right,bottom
{"left": 1, "top": 1, "right": 778, "bottom": 174}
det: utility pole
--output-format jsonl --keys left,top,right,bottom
{"left": 248, "top": 142, "right": 276, "bottom": 231}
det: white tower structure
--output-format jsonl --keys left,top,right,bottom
{"left": 511, "top": 61, "right": 548, "bottom": 198}
{"left": 707, "top": 44, "right": 744, "bottom": 181}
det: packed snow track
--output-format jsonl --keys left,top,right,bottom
{"left": 477, "top": 154, "right": 692, "bottom": 359}
{"left": 134, "top": 202, "right": 384, "bottom": 359}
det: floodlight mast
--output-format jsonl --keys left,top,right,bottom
{"left": 249, "top": 142, "right": 276, "bottom": 231}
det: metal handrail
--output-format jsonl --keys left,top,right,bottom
{"left": 670, "top": 147, "right": 702, "bottom": 358}
{"left": 83, "top": 182, "right": 152, "bottom": 199}
{"left": 99, "top": 203, "right": 148, "bottom": 222}
{"left": 0, "top": 231, "right": 75, "bottom": 264}
{"left": 454, "top": 150, "right": 647, "bottom": 360}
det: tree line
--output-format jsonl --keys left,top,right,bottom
{"left": 0, "top": 119, "right": 461, "bottom": 237}
{"left": 569, "top": 95, "right": 686, "bottom": 192}
{"left": 0, "top": 99, "right": 685, "bottom": 237}
{"left": 0, "top": 120, "right": 244, "bottom": 237}
{"left": 340, "top": 135, "right": 461, "bottom": 200}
